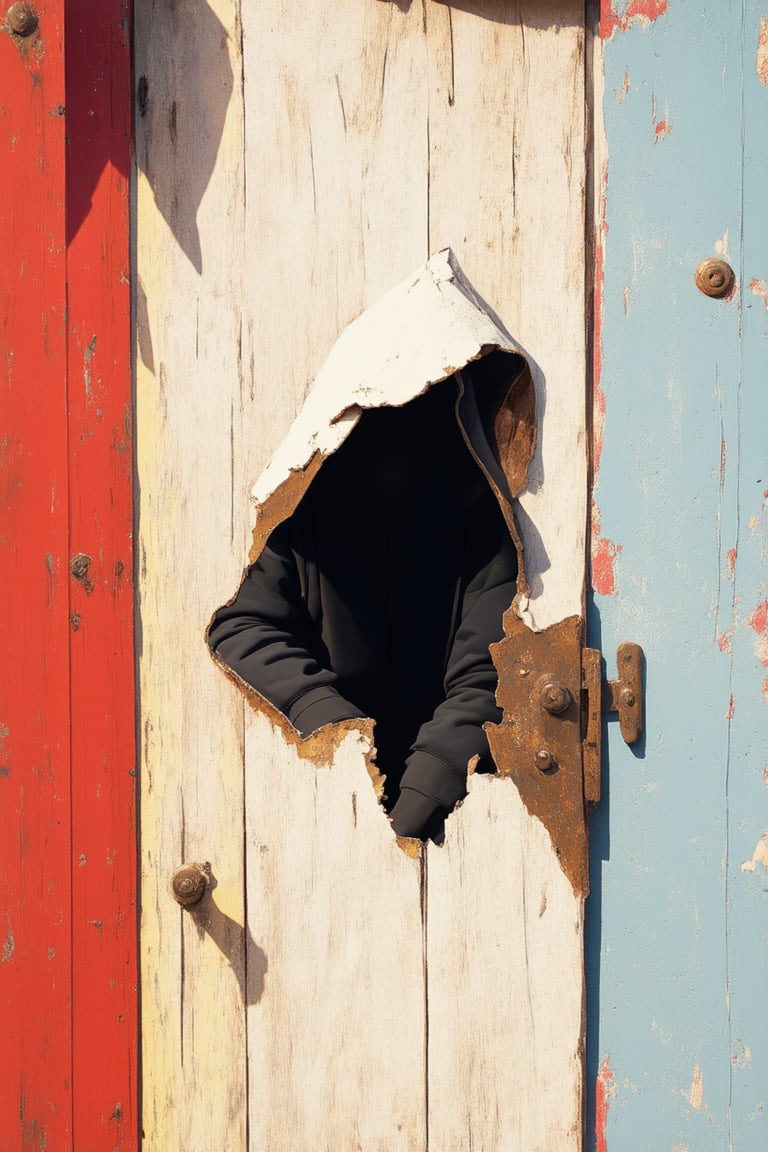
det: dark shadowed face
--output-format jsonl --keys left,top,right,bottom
{"left": 324, "top": 377, "right": 482, "bottom": 510}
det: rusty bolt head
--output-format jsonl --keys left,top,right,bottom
{"left": 171, "top": 863, "right": 208, "bottom": 908}
{"left": 539, "top": 681, "right": 572, "bottom": 716}
{"left": 620, "top": 687, "right": 636, "bottom": 708}
{"left": 535, "top": 748, "right": 557, "bottom": 773}
{"left": 5, "top": 3, "right": 38, "bottom": 36}
{"left": 695, "top": 258, "right": 735, "bottom": 299}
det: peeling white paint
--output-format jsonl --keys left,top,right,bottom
{"left": 685, "top": 1062, "right": 704, "bottom": 1111}
{"left": 714, "top": 229, "right": 730, "bottom": 258}
{"left": 740, "top": 835, "right": 768, "bottom": 873}
{"left": 251, "top": 250, "right": 525, "bottom": 510}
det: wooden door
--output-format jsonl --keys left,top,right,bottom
{"left": 135, "top": 1, "right": 590, "bottom": 1148}
{"left": 591, "top": 4, "right": 768, "bottom": 1149}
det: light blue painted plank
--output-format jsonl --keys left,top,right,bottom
{"left": 588, "top": 2, "right": 766, "bottom": 1149}
{"left": 727, "top": 5, "right": 768, "bottom": 1143}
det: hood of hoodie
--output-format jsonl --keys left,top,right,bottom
{"left": 247, "top": 248, "right": 536, "bottom": 603}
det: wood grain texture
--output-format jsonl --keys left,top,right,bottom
{"left": 137, "top": 0, "right": 588, "bottom": 1147}
{"left": 65, "top": 4, "right": 138, "bottom": 1147}
{"left": 239, "top": 6, "right": 432, "bottom": 1146}
{"left": 423, "top": 4, "right": 588, "bottom": 1141}
{"left": 426, "top": 0, "right": 588, "bottom": 630}
{"left": 245, "top": 717, "right": 425, "bottom": 1151}
{"left": 0, "top": 6, "right": 72, "bottom": 1148}
{"left": 428, "top": 776, "right": 584, "bottom": 1151}
{"left": 135, "top": 1, "right": 249, "bottom": 1147}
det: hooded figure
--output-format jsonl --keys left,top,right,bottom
{"left": 208, "top": 251, "right": 535, "bottom": 840}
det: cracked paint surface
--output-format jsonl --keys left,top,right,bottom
{"left": 747, "top": 600, "right": 768, "bottom": 667}
{"left": 600, "top": 0, "right": 669, "bottom": 39}
{"left": 595, "top": 1055, "right": 616, "bottom": 1152}
{"left": 591, "top": 158, "right": 622, "bottom": 598}
{"left": 758, "top": 17, "right": 768, "bottom": 85}
{"left": 740, "top": 834, "right": 768, "bottom": 873}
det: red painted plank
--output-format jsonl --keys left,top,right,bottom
{"left": 1, "top": 3, "right": 136, "bottom": 1147}
{"left": 65, "top": 3, "right": 137, "bottom": 1149}
{"left": 0, "top": 5, "right": 73, "bottom": 1149}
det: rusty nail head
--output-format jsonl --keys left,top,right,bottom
{"left": 171, "top": 863, "right": 208, "bottom": 908}
{"left": 695, "top": 258, "right": 735, "bottom": 299}
{"left": 539, "top": 680, "right": 572, "bottom": 716}
{"left": 5, "top": 3, "right": 37, "bottom": 35}
{"left": 535, "top": 748, "right": 557, "bottom": 773}
{"left": 620, "top": 687, "right": 636, "bottom": 708}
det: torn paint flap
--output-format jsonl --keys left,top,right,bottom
{"left": 252, "top": 250, "right": 527, "bottom": 504}
{"left": 248, "top": 249, "right": 536, "bottom": 598}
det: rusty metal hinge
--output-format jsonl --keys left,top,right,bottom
{"left": 488, "top": 617, "right": 644, "bottom": 896}
{"left": 582, "top": 642, "right": 644, "bottom": 806}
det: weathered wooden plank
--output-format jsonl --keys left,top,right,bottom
{"left": 426, "top": 0, "right": 589, "bottom": 630}
{"left": 427, "top": 777, "right": 585, "bottom": 1151}
{"left": 238, "top": 3, "right": 433, "bottom": 1147}
{"left": 592, "top": 2, "right": 765, "bottom": 1148}
{"left": 424, "top": 4, "right": 588, "bottom": 1143}
{"left": 65, "top": 3, "right": 138, "bottom": 1147}
{"left": 0, "top": 6, "right": 73, "bottom": 1148}
{"left": 135, "top": 1, "right": 249, "bottom": 1147}
{"left": 245, "top": 717, "right": 425, "bottom": 1151}
{"left": 729, "top": 9, "right": 768, "bottom": 1143}
{"left": 138, "top": 0, "right": 589, "bottom": 1147}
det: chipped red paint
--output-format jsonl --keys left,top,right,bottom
{"left": 762, "top": 677, "right": 768, "bottom": 704}
{"left": 601, "top": 0, "right": 668, "bottom": 39}
{"left": 726, "top": 693, "right": 736, "bottom": 720}
{"left": 717, "top": 631, "right": 733, "bottom": 654}
{"left": 749, "top": 600, "right": 768, "bottom": 638}
{"left": 727, "top": 548, "right": 738, "bottom": 577}
{"left": 617, "top": 67, "right": 631, "bottom": 102}
{"left": 593, "top": 160, "right": 609, "bottom": 435}
{"left": 593, "top": 381, "right": 607, "bottom": 479}
{"left": 590, "top": 160, "right": 621, "bottom": 596}
{"left": 592, "top": 535, "right": 623, "bottom": 596}
{"left": 758, "top": 16, "right": 768, "bottom": 85}
{"left": 749, "top": 278, "right": 768, "bottom": 307}
{"left": 595, "top": 1054, "right": 616, "bottom": 1152}
{"left": 654, "top": 118, "right": 672, "bottom": 141}
{"left": 748, "top": 600, "right": 768, "bottom": 667}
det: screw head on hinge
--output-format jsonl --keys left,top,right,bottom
{"left": 5, "top": 3, "right": 38, "bottom": 36}
{"left": 535, "top": 748, "right": 557, "bottom": 773}
{"left": 539, "top": 680, "right": 572, "bottom": 716}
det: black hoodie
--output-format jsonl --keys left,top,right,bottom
{"left": 208, "top": 372, "right": 519, "bottom": 838}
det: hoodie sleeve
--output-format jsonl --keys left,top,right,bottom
{"left": 396, "top": 492, "right": 516, "bottom": 812}
{"left": 207, "top": 522, "right": 366, "bottom": 735}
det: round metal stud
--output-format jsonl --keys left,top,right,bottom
{"left": 535, "top": 748, "right": 557, "bottom": 773}
{"left": 539, "top": 680, "right": 572, "bottom": 716}
{"left": 5, "top": 3, "right": 38, "bottom": 36}
{"left": 694, "top": 258, "right": 735, "bottom": 299}
{"left": 171, "top": 863, "right": 209, "bottom": 908}
{"left": 620, "top": 687, "right": 636, "bottom": 709}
